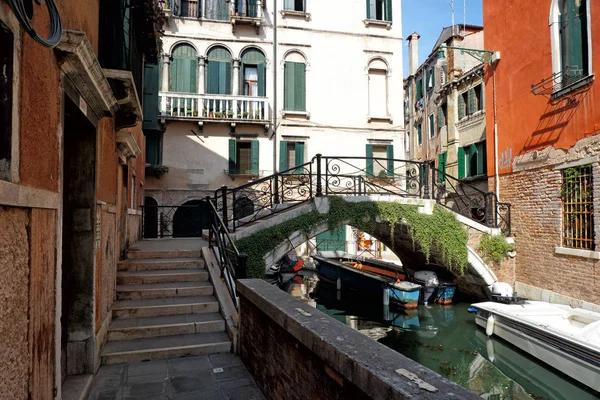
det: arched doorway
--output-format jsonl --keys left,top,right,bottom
{"left": 173, "top": 200, "right": 210, "bottom": 238}
{"left": 143, "top": 196, "right": 158, "bottom": 238}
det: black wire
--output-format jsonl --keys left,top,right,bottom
{"left": 8, "top": 0, "right": 63, "bottom": 48}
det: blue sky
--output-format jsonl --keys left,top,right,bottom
{"left": 401, "top": 0, "right": 483, "bottom": 77}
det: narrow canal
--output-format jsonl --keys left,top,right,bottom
{"left": 278, "top": 271, "right": 600, "bottom": 400}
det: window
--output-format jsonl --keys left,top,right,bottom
{"left": 437, "top": 103, "right": 448, "bottom": 129}
{"left": 228, "top": 139, "right": 259, "bottom": 175}
{"left": 316, "top": 226, "right": 346, "bottom": 252}
{"left": 365, "top": 144, "right": 393, "bottom": 177}
{"left": 181, "top": 0, "right": 200, "bottom": 17}
{"left": 146, "top": 132, "right": 163, "bottom": 166}
{"left": 279, "top": 141, "right": 305, "bottom": 172}
{"left": 458, "top": 141, "right": 486, "bottom": 179}
{"left": 473, "top": 84, "right": 483, "bottom": 112}
{"left": 235, "top": 0, "right": 259, "bottom": 18}
{"left": 561, "top": 165, "right": 595, "bottom": 250}
{"left": 368, "top": 58, "right": 388, "bottom": 118}
{"left": 406, "top": 132, "right": 410, "bottom": 154}
{"left": 416, "top": 77, "right": 423, "bottom": 100}
{"left": 284, "top": 54, "right": 306, "bottom": 112}
{"left": 437, "top": 152, "right": 447, "bottom": 182}
{"left": 284, "top": 0, "right": 305, "bottom": 12}
{"left": 458, "top": 91, "right": 468, "bottom": 119}
{"left": 206, "top": 46, "right": 232, "bottom": 95}
{"left": 204, "top": 0, "right": 229, "bottom": 20}
{"left": 366, "top": 0, "right": 392, "bottom": 22}
{"left": 550, "top": 0, "right": 589, "bottom": 80}
{"left": 240, "top": 48, "right": 266, "bottom": 97}
{"left": 0, "top": 20, "right": 14, "bottom": 181}
{"left": 171, "top": 44, "right": 198, "bottom": 93}
{"left": 417, "top": 124, "right": 422, "bottom": 146}
{"left": 426, "top": 67, "right": 435, "bottom": 92}
{"left": 428, "top": 114, "right": 435, "bottom": 138}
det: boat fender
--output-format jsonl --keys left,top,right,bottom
{"left": 486, "top": 339, "right": 495, "bottom": 362}
{"left": 467, "top": 307, "right": 479, "bottom": 313}
{"left": 336, "top": 278, "right": 341, "bottom": 290}
{"left": 486, "top": 315, "right": 495, "bottom": 337}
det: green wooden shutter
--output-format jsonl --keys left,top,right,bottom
{"left": 251, "top": 140, "right": 259, "bottom": 175}
{"left": 190, "top": 57, "right": 198, "bottom": 93}
{"left": 385, "top": 0, "right": 392, "bottom": 22}
{"left": 294, "top": 63, "right": 306, "bottom": 111}
{"left": 284, "top": 62, "right": 294, "bottom": 110}
{"left": 437, "top": 153, "right": 444, "bottom": 182}
{"left": 386, "top": 144, "right": 394, "bottom": 177}
{"left": 279, "top": 141, "right": 288, "bottom": 172}
{"left": 207, "top": 60, "right": 219, "bottom": 94}
{"left": 458, "top": 93, "right": 465, "bottom": 119}
{"left": 426, "top": 69, "right": 431, "bottom": 91}
{"left": 431, "top": 68, "right": 435, "bottom": 89}
{"left": 437, "top": 106, "right": 444, "bottom": 128}
{"left": 563, "top": 0, "right": 586, "bottom": 73}
{"left": 228, "top": 139, "right": 237, "bottom": 173}
{"left": 224, "top": 61, "right": 232, "bottom": 95}
{"left": 257, "top": 63, "right": 266, "bottom": 97}
{"left": 467, "top": 88, "right": 476, "bottom": 115}
{"left": 416, "top": 78, "right": 423, "bottom": 99}
{"left": 458, "top": 147, "right": 465, "bottom": 178}
{"left": 295, "top": 142, "right": 304, "bottom": 167}
{"left": 284, "top": 0, "right": 294, "bottom": 10}
{"left": 146, "top": 134, "right": 160, "bottom": 166}
{"left": 143, "top": 64, "right": 160, "bottom": 131}
{"left": 469, "top": 143, "right": 478, "bottom": 177}
{"left": 366, "top": 144, "right": 374, "bottom": 176}
{"left": 477, "top": 141, "right": 486, "bottom": 176}
{"left": 429, "top": 114, "right": 435, "bottom": 138}
{"left": 366, "top": 0, "right": 375, "bottom": 19}
{"left": 170, "top": 57, "right": 178, "bottom": 91}
{"left": 417, "top": 124, "right": 422, "bottom": 145}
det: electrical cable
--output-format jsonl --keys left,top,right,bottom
{"left": 7, "top": 0, "right": 63, "bottom": 48}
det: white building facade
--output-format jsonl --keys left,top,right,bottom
{"left": 146, "top": 0, "right": 405, "bottom": 207}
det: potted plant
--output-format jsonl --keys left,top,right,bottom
{"left": 215, "top": 111, "right": 223, "bottom": 118}
{"left": 242, "top": 111, "right": 249, "bottom": 119}
{"left": 192, "top": 110, "right": 198, "bottom": 117}
{"left": 209, "top": 112, "right": 214, "bottom": 118}
{"left": 145, "top": 164, "right": 170, "bottom": 179}
{"left": 227, "top": 110, "right": 234, "bottom": 118}
{"left": 186, "top": 110, "right": 192, "bottom": 117}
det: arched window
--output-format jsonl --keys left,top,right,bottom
{"left": 173, "top": 200, "right": 210, "bottom": 237}
{"left": 283, "top": 52, "right": 306, "bottom": 112}
{"left": 550, "top": 0, "right": 590, "bottom": 80}
{"left": 368, "top": 58, "right": 388, "bottom": 118}
{"left": 240, "top": 48, "right": 266, "bottom": 97}
{"left": 171, "top": 44, "right": 197, "bottom": 93}
{"left": 206, "top": 46, "right": 233, "bottom": 95}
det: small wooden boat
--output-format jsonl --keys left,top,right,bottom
{"left": 470, "top": 300, "right": 600, "bottom": 392}
{"left": 313, "top": 253, "right": 421, "bottom": 309}
{"left": 432, "top": 284, "right": 457, "bottom": 305}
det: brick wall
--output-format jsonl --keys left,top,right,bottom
{"left": 239, "top": 297, "right": 371, "bottom": 400}
{"left": 495, "top": 166, "right": 600, "bottom": 305}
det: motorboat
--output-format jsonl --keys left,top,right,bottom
{"left": 313, "top": 252, "right": 421, "bottom": 309}
{"left": 407, "top": 268, "right": 458, "bottom": 305}
{"left": 470, "top": 300, "right": 600, "bottom": 392}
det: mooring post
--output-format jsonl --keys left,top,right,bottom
{"left": 423, "top": 162, "right": 430, "bottom": 199}
{"left": 316, "top": 153, "right": 323, "bottom": 197}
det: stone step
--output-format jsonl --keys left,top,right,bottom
{"left": 101, "top": 332, "right": 231, "bottom": 365}
{"left": 116, "top": 281, "right": 213, "bottom": 300}
{"left": 118, "top": 258, "right": 205, "bottom": 271}
{"left": 126, "top": 249, "right": 202, "bottom": 260}
{"left": 107, "top": 313, "right": 226, "bottom": 341}
{"left": 117, "top": 268, "right": 208, "bottom": 285}
{"left": 112, "top": 296, "right": 219, "bottom": 319}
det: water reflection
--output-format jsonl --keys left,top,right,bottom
{"left": 279, "top": 272, "right": 600, "bottom": 400}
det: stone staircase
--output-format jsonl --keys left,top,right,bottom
{"left": 101, "top": 247, "right": 231, "bottom": 365}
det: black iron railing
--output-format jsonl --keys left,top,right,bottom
{"left": 141, "top": 204, "right": 210, "bottom": 238}
{"left": 214, "top": 154, "right": 511, "bottom": 236}
{"left": 531, "top": 66, "right": 586, "bottom": 98}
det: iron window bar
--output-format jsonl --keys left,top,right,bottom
{"left": 561, "top": 165, "right": 595, "bottom": 250}
{"left": 531, "top": 67, "right": 585, "bottom": 98}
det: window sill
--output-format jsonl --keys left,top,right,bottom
{"left": 367, "top": 115, "right": 393, "bottom": 123}
{"left": 555, "top": 246, "right": 600, "bottom": 260}
{"left": 363, "top": 19, "right": 392, "bottom": 30}
{"left": 282, "top": 110, "right": 310, "bottom": 119}
{"left": 460, "top": 174, "right": 487, "bottom": 182}
{"left": 281, "top": 10, "right": 310, "bottom": 20}
{"left": 551, "top": 74, "right": 595, "bottom": 100}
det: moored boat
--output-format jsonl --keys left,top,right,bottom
{"left": 407, "top": 268, "right": 458, "bottom": 305}
{"left": 432, "top": 283, "right": 457, "bottom": 305}
{"left": 470, "top": 300, "right": 600, "bottom": 392}
{"left": 313, "top": 253, "right": 421, "bottom": 309}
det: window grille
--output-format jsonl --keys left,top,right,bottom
{"left": 181, "top": 0, "right": 199, "bottom": 17}
{"left": 562, "top": 165, "right": 595, "bottom": 250}
{"left": 0, "top": 20, "right": 14, "bottom": 181}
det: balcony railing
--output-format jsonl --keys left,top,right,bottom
{"left": 160, "top": 92, "right": 270, "bottom": 121}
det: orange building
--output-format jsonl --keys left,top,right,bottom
{"left": 0, "top": 0, "right": 161, "bottom": 397}
{"left": 483, "top": 0, "right": 600, "bottom": 307}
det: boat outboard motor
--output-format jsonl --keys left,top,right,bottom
{"left": 412, "top": 271, "right": 439, "bottom": 304}
{"left": 491, "top": 282, "right": 522, "bottom": 304}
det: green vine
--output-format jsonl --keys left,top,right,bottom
{"left": 236, "top": 197, "right": 470, "bottom": 278}
{"left": 477, "top": 233, "right": 513, "bottom": 266}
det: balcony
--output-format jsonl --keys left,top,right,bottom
{"left": 230, "top": 0, "right": 264, "bottom": 33}
{"left": 160, "top": 92, "right": 270, "bottom": 130}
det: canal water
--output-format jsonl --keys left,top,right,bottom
{"left": 279, "top": 271, "right": 600, "bottom": 400}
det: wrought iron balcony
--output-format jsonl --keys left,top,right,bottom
{"left": 159, "top": 92, "right": 270, "bottom": 123}
{"left": 230, "top": 0, "right": 263, "bottom": 32}
{"left": 531, "top": 67, "right": 590, "bottom": 99}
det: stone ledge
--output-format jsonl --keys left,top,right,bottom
{"left": 554, "top": 246, "right": 600, "bottom": 260}
{"left": 0, "top": 180, "right": 60, "bottom": 209}
{"left": 515, "top": 281, "right": 600, "bottom": 313}
{"left": 237, "top": 279, "right": 479, "bottom": 399}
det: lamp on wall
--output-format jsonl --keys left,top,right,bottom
{"left": 436, "top": 45, "right": 500, "bottom": 66}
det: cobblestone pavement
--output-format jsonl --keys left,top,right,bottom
{"left": 88, "top": 354, "right": 266, "bottom": 400}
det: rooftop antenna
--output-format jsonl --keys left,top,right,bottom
{"left": 463, "top": 0, "right": 466, "bottom": 34}
{"left": 449, "top": 0, "right": 455, "bottom": 35}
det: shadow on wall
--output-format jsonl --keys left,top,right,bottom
{"left": 523, "top": 87, "right": 591, "bottom": 152}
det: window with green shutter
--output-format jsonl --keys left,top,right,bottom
{"left": 386, "top": 144, "right": 394, "bottom": 177}
{"left": 560, "top": 0, "right": 588, "bottom": 76}
{"left": 206, "top": 46, "right": 232, "bottom": 95}
{"left": 171, "top": 44, "right": 198, "bottom": 93}
{"left": 146, "top": 133, "right": 162, "bottom": 166}
{"left": 460, "top": 141, "right": 487, "bottom": 179}
{"left": 426, "top": 68, "right": 435, "bottom": 92}
{"left": 284, "top": 0, "right": 304, "bottom": 11}
{"left": 437, "top": 104, "right": 447, "bottom": 128}
{"left": 429, "top": 114, "right": 435, "bottom": 138}
{"left": 417, "top": 124, "right": 422, "bottom": 146}
{"left": 437, "top": 152, "right": 447, "bottom": 182}
{"left": 458, "top": 91, "right": 467, "bottom": 119}
{"left": 228, "top": 140, "right": 259, "bottom": 176}
{"left": 241, "top": 48, "right": 266, "bottom": 97}
{"left": 416, "top": 77, "right": 423, "bottom": 100}
{"left": 467, "top": 88, "right": 476, "bottom": 115}
{"left": 366, "top": 0, "right": 392, "bottom": 21}
{"left": 284, "top": 62, "right": 306, "bottom": 112}
{"left": 366, "top": 144, "right": 374, "bottom": 176}
{"left": 280, "top": 141, "right": 305, "bottom": 172}
{"left": 205, "top": 0, "right": 229, "bottom": 20}
{"left": 143, "top": 63, "right": 160, "bottom": 131}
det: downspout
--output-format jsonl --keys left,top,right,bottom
{"left": 272, "top": 0, "right": 278, "bottom": 173}
{"left": 492, "top": 65, "right": 500, "bottom": 201}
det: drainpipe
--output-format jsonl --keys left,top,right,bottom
{"left": 492, "top": 66, "right": 500, "bottom": 201}
{"left": 272, "top": 0, "right": 278, "bottom": 174}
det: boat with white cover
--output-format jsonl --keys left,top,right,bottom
{"left": 470, "top": 300, "right": 600, "bottom": 392}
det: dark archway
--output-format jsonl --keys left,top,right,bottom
{"left": 173, "top": 200, "right": 210, "bottom": 237}
{"left": 143, "top": 196, "right": 158, "bottom": 238}
{"left": 234, "top": 196, "right": 254, "bottom": 219}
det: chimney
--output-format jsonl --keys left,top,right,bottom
{"left": 407, "top": 32, "right": 420, "bottom": 76}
